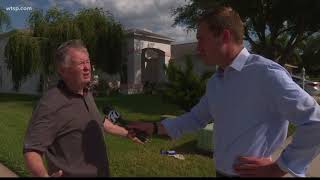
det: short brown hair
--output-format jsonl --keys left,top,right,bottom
{"left": 54, "top": 39, "right": 88, "bottom": 67}
{"left": 198, "top": 6, "right": 244, "bottom": 44}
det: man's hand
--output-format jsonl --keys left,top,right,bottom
{"left": 50, "top": 170, "right": 63, "bottom": 177}
{"left": 126, "top": 129, "right": 145, "bottom": 144}
{"left": 233, "top": 156, "right": 287, "bottom": 177}
{"left": 126, "top": 121, "right": 155, "bottom": 136}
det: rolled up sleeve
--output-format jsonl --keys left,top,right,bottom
{"left": 23, "top": 102, "right": 60, "bottom": 154}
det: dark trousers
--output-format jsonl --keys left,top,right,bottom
{"left": 216, "top": 171, "right": 240, "bottom": 178}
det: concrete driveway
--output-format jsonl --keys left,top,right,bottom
{"left": 0, "top": 163, "right": 17, "bottom": 177}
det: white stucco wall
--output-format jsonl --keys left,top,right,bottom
{"left": 171, "top": 42, "right": 216, "bottom": 76}
{"left": 126, "top": 37, "right": 171, "bottom": 85}
{"left": 126, "top": 37, "right": 135, "bottom": 85}
{"left": 173, "top": 55, "right": 217, "bottom": 76}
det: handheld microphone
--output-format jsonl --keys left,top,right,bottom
{"left": 103, "top": 105, "right": 148, "bottom": 142}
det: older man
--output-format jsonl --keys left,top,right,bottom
{"left": 23, "top": 40, "right": 140, "bottom": 177}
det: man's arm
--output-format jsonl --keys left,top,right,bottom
{"left": 103, "top": 118, "right": 144, "bottom": 143}
{"left": 155, "top": 121, "right": 168, "bottom": 136}
{"left": 237, "top": 64, "right": 320, "bottom": 177}
{"left": 233, "top": 156, "right": 287, "bottom": 177}
{"left": 161, "top": 94, "right": 213, "bottom": 139}
{"left": 126, "top": 94, "right": 214, "bottom": 140}
{"left": 24, "top": 151, "right": 49, "bottom": 177}
{"left": 124, "top": 121, "right": 169, "bottom": 137}
{"left": 103, "top": 117, "right": 127, "bottom": 136}
{"left": 24, "top": 151, "right": 62, "bottom": 177}
{"left": 232, "top": 64, "right": 320, "bottom": 177}
{"left": 267, "top": 64, "right": 320, "bottom": 177}
{"left": 23, "top": 98, "right": 65, "bottom": 177}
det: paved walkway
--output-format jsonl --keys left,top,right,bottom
{"left": 0, "top": 163, "right": 17, "bottom": 177}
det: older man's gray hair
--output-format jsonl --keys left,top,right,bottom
{"left": 54, "top": 39, "right": 88, "bottom": 68}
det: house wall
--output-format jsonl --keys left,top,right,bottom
{"left": 126, "top": 36, "right": 171, "bottom": 86}
{"left": 171, "top": 42, "right": 216, "bottom": 76}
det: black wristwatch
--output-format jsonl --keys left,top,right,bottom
{"left": 153, "top": 122, "right": 158, "bottom": 135}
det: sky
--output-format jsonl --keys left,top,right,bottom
{"left": 0, "top": 0, "right": 197, "bottom": 43}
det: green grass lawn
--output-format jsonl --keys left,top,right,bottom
{"left": 0, "top": 93, "right": 215, "bottom": 177}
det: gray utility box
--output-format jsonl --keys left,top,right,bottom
{"left": 197, "top": 123, "right": 214, "bottom": 152}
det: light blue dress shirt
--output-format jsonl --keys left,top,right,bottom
{"left": 162, "top": 48, "right": 320, "bottom": 177}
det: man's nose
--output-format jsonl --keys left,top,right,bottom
{"left": 83, "top": 63, "right": 90, "bottom": 71}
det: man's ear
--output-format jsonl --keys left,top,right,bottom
{"left": 57, "top": 65, "right": 65, "bottom": 77}
{"left": 221, "top": 29, "right": 232, "bottom": 43}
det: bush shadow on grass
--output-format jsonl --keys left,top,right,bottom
{"left": 0, "top": 93, "right": 39, "bottom": 102}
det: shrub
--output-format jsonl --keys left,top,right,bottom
{"left": 143, "top": 81, "right": 157, "bottom": 95}
{"left": 95, "top": 79, "right": 110, "bottom": 96}
{"left": 160, "top": 56, "right": 214, "bottom": 112}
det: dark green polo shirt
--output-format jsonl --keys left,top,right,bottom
{"left": 23, "top": 81, "right": 109, "bottom": 177}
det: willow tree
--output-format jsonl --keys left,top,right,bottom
{"left": 0, "top": 7, "right": 11, "bottom": 32}
{"left": 5, "top": 7, "right": 125, "bottom": 91}
{"left": 4, "top": 31, "right": 42, "bottom": 90}
{"left": 74, "top": 8, "right": 125, "bottom": 75}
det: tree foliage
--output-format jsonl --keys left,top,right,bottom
{"left": 0, "top": 7, "right": 10, "bottom": 32}
{"left": 299, "top": 35, "right": 320, "bottom": 77}
{"left": 160, "top": 56, "right": 213, "bottom": 112}
{"left": 4, "top": 31, "right": 42, "bottom": 90}
{"left": 5, "top": 7, "right": 125, "bottom": 90}
{"left": 172, "top": 0, "right": 320, "bottom": 66}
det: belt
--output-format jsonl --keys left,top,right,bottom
{"left": 216, "top": 170, "right": 240, "bottom": 178}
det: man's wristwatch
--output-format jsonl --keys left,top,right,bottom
{"left": 153, "top": 122, "right": 158, "bottom": 135}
